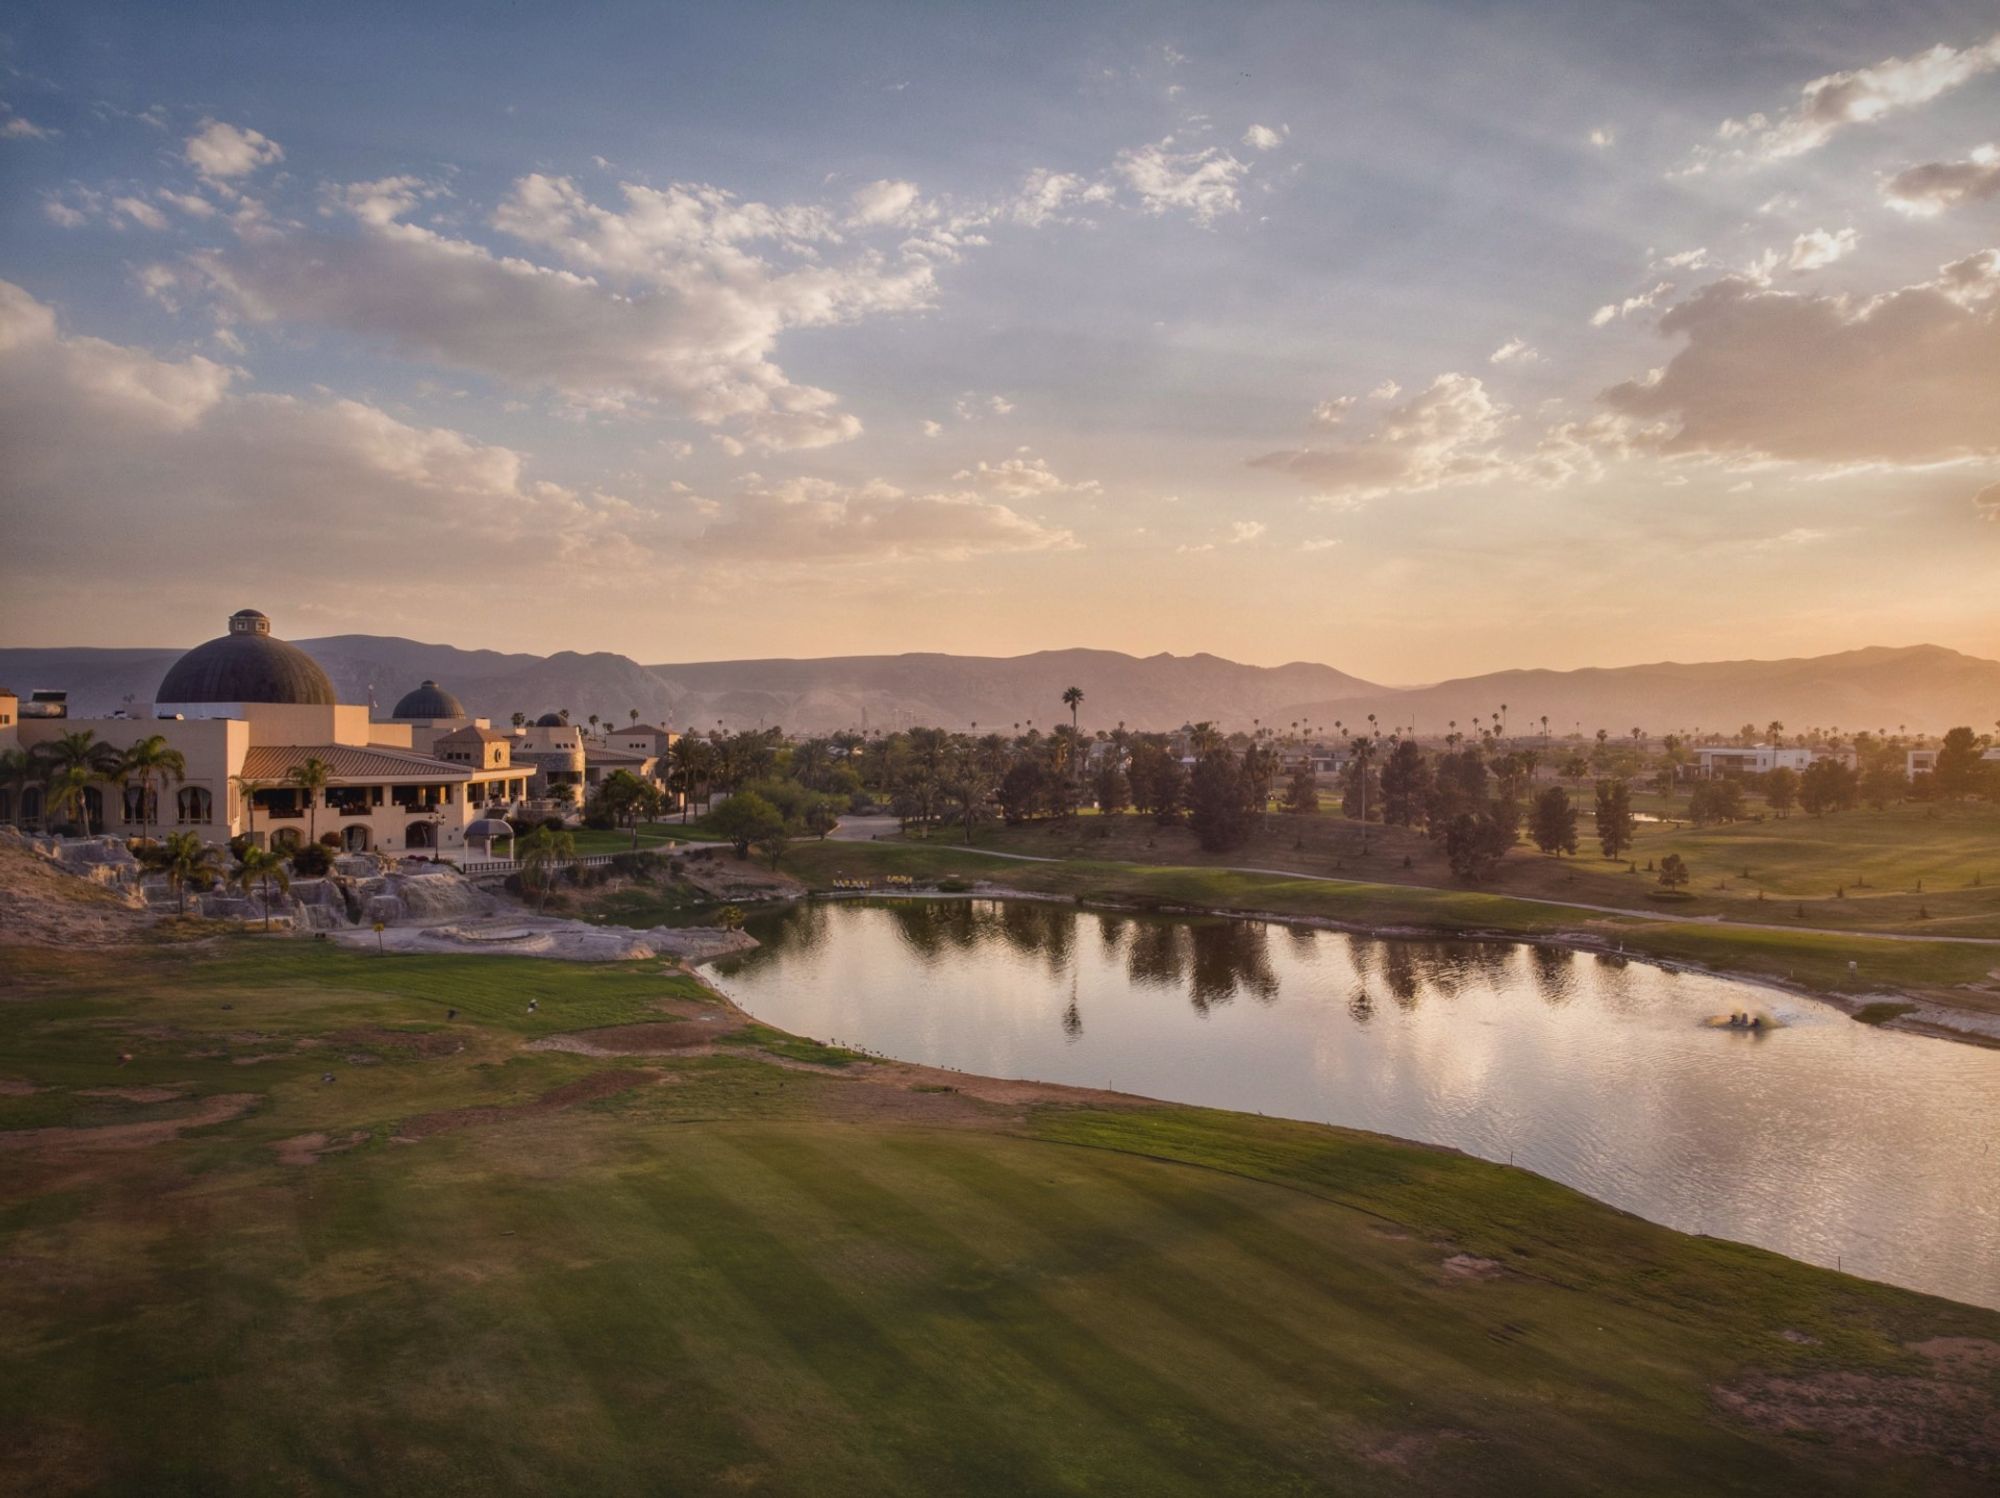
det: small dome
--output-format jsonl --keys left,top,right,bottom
{"left": 156, "top": 610, "right": 335, "bottom": 707}
{"left": 465, "top": 818, "right": 515, "bottom": 840}
{"left": 535, "top": 712, "right": 566, "bottom": 728}
{"left": 391, "top": 679, "right": 467, "bottom": 720}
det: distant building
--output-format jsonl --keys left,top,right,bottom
{"left": 1, "top": 609, "right": 529, "bottom": 857}
{"left": 1695, "top": 745, "right": 1852, "bottom": 778}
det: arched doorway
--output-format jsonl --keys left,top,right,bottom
{"left": 406, "top": 821, "right": 436, "bottom": 850}
{"left": 272, "top": 827, "right": 302, "bottom": 853}
{"left": 342, "top": 825, "right": 372, "bottom": 853}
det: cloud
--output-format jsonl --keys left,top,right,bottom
{"left": 0, "top": 280, "right": 1066, "bottom": 594}
{"left": 847, "top": 178, "right": 924, "bottom": 229}
{"left": 2, "top": 113, "right": 56, "bottom": 140}
{"left": 1885, "top": 145, "right": 2000, "bottom": 215}
{"left": 189, "top": 172, "right": 937, "bottom": 448}
{"left": 1368, "top": 379, "right": 1401, "bottom": 400}
{"left": 1976, "top": 480, "right": 2000, "bottom": 520}
{"left": 1005, "top": 167, "right": 1114, "bottom": 226}
{"left": 1591, "top": 281, "right": 1674, "bottom": 326}
{"left": 1601, "top": 254, "right": 2000, "bottom": 466}
{"left": 1115, "top": 136, "right": 1248, "bottom": 225}
{"left": 1241, "top": 123, "right": 1288, "bottom": 151}
{"left": 921, "top": 419, "right": 943, "bottom": 437}
{"left": 1780, "top": 227, "right": 1858, "bottom": 274}
{"left": 1311, "top": 395, "right": 1355, "bottom": 426}
{"left": 1656, "top": 248, "right": 1710, "bottom": 270}
{"left": 184, "top": 119, "right": 284, "bottom": 180}
{"left": 1228, "top": 519, "right": 1266, "bottom": 543}
{"left": 1489, "top": 337, "right": 1539, "bottom": 365}
{"left": 1707, "top": 32, "right": 2000, "bottom": 164}
{"left": 1587, "top": 127, "right": 1615, "bottom": 149}
{"left": 690, "top": 477, "right": 1073, "bottom": 562}
{"left": 953, "top": 455, "right": 1100, "bottom": 498}
{"left": 1250, "top": 373, "right": 1514, "bottom": 498}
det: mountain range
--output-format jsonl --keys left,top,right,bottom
{"left": 0, "top": 637, "right": 1993, "bottom": 738}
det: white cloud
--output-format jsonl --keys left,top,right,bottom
{"left": 1302, "top": 537, "right": 1342, "bottom": 551}
{"left": 1241, "top": 123, "right": 1288, "bottom": 151}
{"left": 921, "top": 419, "right": 943, "bottom": 437}
{"left": 1782, "top": 227, "right": 1858, "bottom": 274}
{"left": 1591, "top": 281, "right": 1674, "bottom": 326}
{"left": 1005, "top": 167, "right": 1114, "bottom": 226}
{"left": 188, "top": 172, "right": 938, "bottom": 448}
{"left": 0, "top": 280, "right": 1066, "bottom": 591}
{"left": 1311, "top": 395, "right": 1355, "bottom": 426}
{"left": 952, "top": 456, "right": 1100, "bottom": 499}
{"left": 1489, "top": 336, "right": 1539, "bottom": 365}
{"left": 1115, "top": 136, "right": 1248, "bottom": 225}
{"left": 1602, "top": 253, "right": 2000, "bottom": 466}
{"left": 1251, "top": 373, "right": 1515, "bottom": 498}
{"left": 1976, "top": 480, "right": 2000, "bottom": 520}
{"left": 1885, "top": 145, "right": 2000, "bottom": 215}
{"left": 1708, "top": 32, "right": 2000, "bottom": 164}
{"left": 1657, "top": 248, "right": 1710, "bottom": 270}
{"left": 112, "top": 196, "right": 170, "bottom": 231}
{"left": 158, "top": 189, "right": 217, "bottom": 219}
{"left": 1368, "top": 379, "right": 1401, "bottom": 400}
{"left": 184, "top": 119, "right": 284, "bottom": 180}
{"left": 2, "top": 113, "right": 56, "bottom": 140}
{"left": 987, "top": 394, "right": 1014, "bottom": 415}
{"left": 847, "top": 178, "right": 924, "bottom": 229}
{"left": 1229, "top": 519, "right": 1266, "bottom": 543}
{"left": 1587, "top": 127, "right": 1615, "bottom": 149}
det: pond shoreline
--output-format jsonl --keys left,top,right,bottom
{"left": 730, "top": 884, "right": 2000, "bottom": 1051}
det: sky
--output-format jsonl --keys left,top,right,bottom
{"left": 0, "top": 0, "right": 1996, "bottom": 682}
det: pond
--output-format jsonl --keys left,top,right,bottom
{"left": 707, "top": 897, "right": 2000, "bottom": 1310}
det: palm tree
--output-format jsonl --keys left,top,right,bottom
{"left": 159, "top": 830, "right": 222, "bottom": 915}
{"left": 231, "top": 775, "right": 273, "bottom": 846}
{"left": 231, "top": 846, "right": 292, "bottom": 930}
{"left": 518, "top": 824, "right": 577, "bottom": 912}
{"left": 1061, "top": 687, "right": 1084, "bottom": 801}
{"left": 0, "top": 748, "right": 33, "bottom": 827}
{"left": 118, "top": 734, "right": 187, "bottom": 848}
{"left": 287, "top": 756, "right": 333, "bottom": 848}
{"left": 45, "top": 764, "right": 99, "bottom": 836}
{"left": 629, "top": 709, "right": 640, "bottom": 724}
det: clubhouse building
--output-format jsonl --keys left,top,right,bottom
{"left": 0, "top": 609, "right": 680, "bottom": 859}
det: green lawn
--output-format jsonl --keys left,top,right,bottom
{"left": 3, "top": 940, "right": 1994, "bottom": 1494}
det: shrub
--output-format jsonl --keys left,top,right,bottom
{"left": 289, "top": 843, "right": 333, "bottom": 876}
{"left": 318, "top": 831, "right": 342, "bottom": 848}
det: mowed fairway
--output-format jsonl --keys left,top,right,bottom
{"left": 2, "top": 940, "right": 1996, "bottom": 1495}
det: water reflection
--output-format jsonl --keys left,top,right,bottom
{"left": 709, "top": 897, "right": 2000, "bottom": 1311}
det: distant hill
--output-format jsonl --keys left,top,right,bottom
{"left": 1274, "top": 646, "right": 2000, "bottom": 740}
{"left": 1, "top": 636, "right": 1992, "bottom": 736}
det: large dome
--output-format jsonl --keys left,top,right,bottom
{"left": 534, "top": 712, "right": 567, "bottom": 728}
{"left": 155, "top": 609, "right": 336, "bottom": 708}
{"left": 391, "top": 679, "right": 466, "bottom": 720}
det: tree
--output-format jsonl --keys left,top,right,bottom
{"left": 997, "top": 758, "right": 1049, "bottom": 824}
{"left": 158, "top": 830, "right": 222, "bottom": 914}
{"left": 1443, "top": 811, "right": 1514, "bottom": 881}
{"left": 1062, "top": 686, "right": 1083, "bottom": 738}
{"left": 1935, "top": 727, "right": 1984, "bottom": 798}
{"left": 118, "top": 734, "right": 187, "bottom": 847}
{"left": 230, "top": 775, "right": 272, "bottom": 846}
{"left": 1688, "top": 779, "right": 1745, "bottom": 827}
{"left": 1764, "top": 766, "right": 1799, "bottom": 818}
{"left": 517, "top": 825, "right": 577, "bottom": 912}
{"left": 1284, "top": 760, "right": 1318, "bottom": 815}
{"left": 231, "top": 846, "right": 292, "bottom": 930}
{"left": 1094, "top": 760, "right": 1131, "bottom": 816}
{"left": 288, "top": 756, "right": 333, "bottom": 848}
{"left": 1594, "top": 779, "right": 1635, "bottom": 860}
{"left": 594, "top": 770, "right": 664, "bottom": 848}
{"left": 1799, "top": 758, "right": 1857, "bottom": 816}
{"left": 45, "top": 764, "right": 99, "bottom": 836}
{"left": 1528, "top": 786, "right": 1578, "bottom": 856}
{"left": 1187, "top": 750, "right": 1249, "bottom": 853}
{"left": 711, "top": 791, "right": 784, "bottom": 858}
{"left": 804, "top": 800, "right": 839, "bottom": 840}
{"left": 1658, "top": 853, "right": 1690, "bottom": 891}
{"left": 1378, "top": 739, "right": 1430, "bottom": 827}
{"left": 0, "top": 748, "right": 33, "bottom": 826}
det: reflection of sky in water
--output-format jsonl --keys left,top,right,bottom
{"left": 710, "top": 898, "right": 2000, "bottom": 1311}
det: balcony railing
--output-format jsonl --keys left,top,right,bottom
{"left": 264, "top": 808, "right": 304, "bottom": 820}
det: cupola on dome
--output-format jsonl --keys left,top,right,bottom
{"left": 391, "top": 679, "right": 467, "bottom": 720}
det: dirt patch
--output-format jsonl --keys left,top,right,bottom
{"left": 0, "top": 1092, "right": 257, "bottom": 1154}
{"left": 75, "top": 1086, "right": 187, "bottom": 1104}
{"left": 273, "top": 1130, "right": 370, "bottom": 1166}
{"left": 1440, "top": 1253, "right": 1507, "bottom": 1281}
{"left": 1714, "top": 1370, "right": 2000, "bottom": 1472}
{"left": 528, "top": 1018, "right": 746, "bottom": 1056}
{"left": 1357, "top": 1428, "right": 1480, "bottom": 1471}
{"left": 393, "top": 1070, "right": 659, "bottom": 1141}
{"left": 1912, "top": 1338, "right": 2000, "bottom": 1376}
{"left": 0, "top": 1076, "right": 39, "bottom": 1096}
{"left": 325, "top": 1026, "right": 468, "bottom": 1059}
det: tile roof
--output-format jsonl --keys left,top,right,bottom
{"left": 241, "top": 744, "right": 477, "bottom": 783}
{"left": 437, "top": 725, "right": 510, "bottom": 743}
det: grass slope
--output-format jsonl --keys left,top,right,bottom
{"left": 1, "top": 940, "right": 1995, "bottom": 1495}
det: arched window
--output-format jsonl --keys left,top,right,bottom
{"left": 178, "top": 786, "right": 213, "bottom": 825}
{"left": 272, "top": 827, "right": 301, "bottom": 852}
{"left": 124, "top": 785, "right": 158, "bottom": 825}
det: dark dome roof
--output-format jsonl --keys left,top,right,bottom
{"left": 391, "top": 679, "right": 466, "bottom": 720}
{"left": 156, "top": 610, "right": 335, "bottom": 707}
{"left": 535, "top": 712, "right": 566, "bottom": 728}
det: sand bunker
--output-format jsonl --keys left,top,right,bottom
{"left": 332, "top": 915, "right": 755, "bottom": 964}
